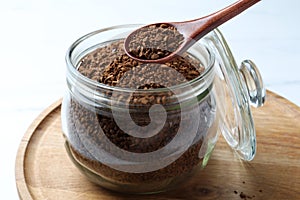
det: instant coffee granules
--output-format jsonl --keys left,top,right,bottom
{"left": 127, "top": 24, "right": 184, "bottom": 60}
{"left": 65, "top": 38, "right": 216, "bottom": 193}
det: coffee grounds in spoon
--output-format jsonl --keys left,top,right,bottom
{"left": 127, "top": 24, "right": 184, "bottom": 60}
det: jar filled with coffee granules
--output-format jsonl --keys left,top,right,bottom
{"left": 62, "top": 24, "right": 265, "bottom": 194}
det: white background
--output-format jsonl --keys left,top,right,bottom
{"left": 0, "top": 0, "right": 299, "bottom": 199}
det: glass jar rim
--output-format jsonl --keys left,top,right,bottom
{"left": 65, "top": 24, "right": 215, "bottom": 94}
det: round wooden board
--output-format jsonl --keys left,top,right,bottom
{"left": 15, "top": 91, "right": 300, "bottom": 200}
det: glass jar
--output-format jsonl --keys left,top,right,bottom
{"left": 61, "top": 24, "right": 265, "bottom": 194}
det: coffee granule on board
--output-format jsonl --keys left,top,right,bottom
{"left": 239, "top": 192, "right": 248, "bottom": 199}
{"left": 127, "top": 24, "right": 184, "bottom": 60}
{"left": 66, "top": 39, "right": 214, "bottom": 190}
{"left": 239, "top": 192, "right": 255, "bottom": 199}
{"left": 234, "top": 181, "right": 263, "bottom": 199}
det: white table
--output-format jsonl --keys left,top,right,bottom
{"left": 1, "top": 0, "right": 299, "bottom": 199}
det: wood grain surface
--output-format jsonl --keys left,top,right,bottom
{"left": 15, "top": 91, "right": 300, "bottom": 199}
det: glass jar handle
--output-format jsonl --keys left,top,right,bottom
{"left": 239, "top": 60, "right": 266, "bottom": 107}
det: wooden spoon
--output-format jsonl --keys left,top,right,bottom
{"left": 124, "top": 0, "right": 261, "bottom": 63}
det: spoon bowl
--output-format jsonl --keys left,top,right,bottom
{"left": 124, "top": 0, "right": 261, "bottom": 63}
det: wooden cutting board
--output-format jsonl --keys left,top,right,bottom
{"left": 15, "top": 91, "right": 300, "bottom": 199}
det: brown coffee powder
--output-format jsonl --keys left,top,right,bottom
{"left": 66, "top": 39, "right": 215, "bottom": 192}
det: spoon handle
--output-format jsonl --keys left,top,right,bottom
{"left": 180, "top": 0, "right": 261, "bottom": 40}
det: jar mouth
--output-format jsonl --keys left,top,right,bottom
{"left": 65, "top": 24, "right": 215, "bottom": 94}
